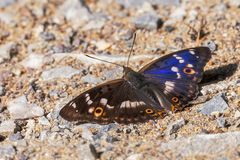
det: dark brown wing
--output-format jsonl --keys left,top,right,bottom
{"left": 59, "top": 79, "right": 166, "bottom": 124}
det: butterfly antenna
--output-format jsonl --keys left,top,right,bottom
{"left": 126, "top": 32, "right": 136, "bottom": 68}
{"left": 85, "top": 54, "right": 123, "bottom": 67}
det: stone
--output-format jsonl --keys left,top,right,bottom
{"left": 81, "top": 127, "right": 94, "bottom": 141}
{"left": 116, "top": 0, "right": 180, "bottom": 8}
{"left": 0, "top": 0, "right": 17, "bottom": 8}
{"left": 0, "top": 42, "right": 18, "bottom": 63}
{"left": 39, "top": 32, "right": 56, "bottom": 41}
{"left": 81, "top": 74, "right": 103, "bottom": 85}
{"left": 0, "top": 145, "right": 16, "bottom": 158}
{"left": 234, "top": 110, "right": 240, "bottom": 119}
{"left": 0, "top": 84, "right": 5, "bottom": 96}
{"left": 56, "top": 0, "right": 91, "bottom": 28}
{"left": 170, "top": 7, "right": 186, "bottom": 20}
{"left": 95, "top": 40, "right": 111, "bottom": 50}
{"left": 82, "top": 13, "right": 107, "bottom": 31}
{"left": 229, "top": 0, "right": 240, "bottom": 7}
{"left": 158, "top": 131, "right": 240, "bottom": 158}
{"left": 216, "top": 117, "right": 227, "bottom": 128}
{"left": 205, "top": 40, "right": 217, "bottom": 52}
{"left": 38, "top": 116, "right": 51, "bottom": 126}
{"left": 0, "top": 120, "right": 16, "bottom": 133}
{"left": 165, "top": 118, "right": 186, "bottom": 135}
{"left": 25, "top": 119, "right": 35, "bottom": 139}
{"left": 77, "top": 143, "right": 97, "bottom": 160}
{"left": 9, "top": 132, "right": 23, "bottom": 141}
{"left": 132, "top": 13, "right": 163, "bottom": 30}
{"left": 51, "top": 44, "right": 72, "bottom": 53}
{"left": 0, "top": 12, "right": 15, "bottom": 25}
{"left": 41, "top": 66, "right": 81, "bottom": 81}
{"left": 126, "top": 154, "right": 143, "bottom": 160}
{"left": 7, "top": 95, "right": 44, "bottom": 119}
{"left": 198, "top": 93, "right": 228, "bottom": 115}
{"left": 20, "top": 54, "right": 45, "bottom": 69}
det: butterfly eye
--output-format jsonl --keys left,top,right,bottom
{"left": 94, "top": 107, "right": 104, "bottom": 117}
{"left": 183, "top": 67, "right": 196, "bottom": 75}
{"left": 171, "top": 97, "right": 179, "bottom": 103}
{"left": 145, "top": 109, "right": 154, "bottom": 114}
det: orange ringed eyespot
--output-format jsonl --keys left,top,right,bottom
{"left": 183, "top": 67, "right": 195, "bottom": 75}
{"left": 94, "top": 107, "right": 103, "bottom": 117}
{"left": 145, "top": 109, "right": 154, "bottom": 114}
{"left": 172, "top": 97, "right": 179, "bottom": 102}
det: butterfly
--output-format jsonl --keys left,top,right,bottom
{"left": 60, "top": 47, "right": 211, "bottom": 124}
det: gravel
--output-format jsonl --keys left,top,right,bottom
{"left": 0, "top": 0, "right": 239, "bottom": 159}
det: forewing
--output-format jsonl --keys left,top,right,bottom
{"left": 60, "top": 79, "right": 166, "bottom": 124}
{"left": 139, "top": 47, "right": 211, "bottom": 110}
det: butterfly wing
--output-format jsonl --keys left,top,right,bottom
{"left": 60, "top": 79, "right": 166, "bottom": 124}
{"left": 139, "top": 47, "right": 211, "bottom": 111}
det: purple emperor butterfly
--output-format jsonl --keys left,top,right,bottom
{"left": 60, "top": 47, "right": 211, "bottom": 124}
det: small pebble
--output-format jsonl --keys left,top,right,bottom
{"left": 0, "top": 145, "right": 16, "bottom": 158}
{"left": 39, "top": 32, "right": 56, "bottom": 41}
{"left": 41, "top": 66, "right": 81, "bottom": 81}
{"left": 234, "top": 110, "right": 240, "bottom": 119}
{"left": 78, "top": 143, "right": 96, "bottom": 160}
{"left": 126, "top": 153, "right": 143, "bottom": 160}
{"left": 165, "top": 118, "right": 186, "bottom": 135}
{"left": 0, "top": 42, "right": 18, "bottom": 63}
{"left": 199, "top": 93, "right": 228, "bottom": 115}
{"left": 21, "top": 54, "right": 45, "bottom": 69}
{"left": 0, "top": 120, "right": 16, "bottom": 133}
{"left": 9, "top": 132, "right": 23, "bottom": 141}
{"left": 51, "top": 44, "right": 72, "bottom": 53}
{"left": 95, "top": 40, "right": 111, "bottom": 50}
{"left": 38, "top": 116, "right": 51, "bottom": 126}
{"left": 164, "top": 25, "right": 175, "bottom": 32}
{"left": 0, "top": 85, "right": 5, "bottom": 96}
{"left": 216, "top": 117, "right": 227, "bottom": 128}
{"left": 8, "top": 95, "right": 44, "bottom": 119}
{"left": 81, "top": 74, "right": 103, "bottom": 85}
{"left": 57, "top": 0, "right": 91, "bottom": 28}
{"left": 132, "top": 13, "right": 163, "bottom": 30}
{"left": 0, "top": 0, "right": 17, "bottom": 8}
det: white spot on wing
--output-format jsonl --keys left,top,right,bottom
{"left": 100, "top": 98, "right": 108, "bottom": 105}
{"left": 171, "top": 66, "right": 179, "bottom": 72}
{"left": 176, "top": 56, "right": 182, "bottom": 60}
{"left": 186, "top": 64, "right": 193, "bottom": 68}
{"left": 87, "top": 100, "right": 93, "bottom": 105}
{"left": 72, "top": 103, "right": 77, "bottom": 109}
{"left": 179, "top": 59, "right": 184, "bottom": 63}
{"left": 189, "top": 50, "right": 195, "bottom": 55}
{"left": 120, "top": 101, "right": 125, "bottom": 108}
{"left": 125, "top": 101, "right": 130, "bottom": 108}
{"left": 88, "top": 107, "right": 94, "bottom": 113}
{"left": 177, "top": 73, "right": 181, "bottom": 78}
{"left": 164, "top": 81, "right": 175, "bottom": 94}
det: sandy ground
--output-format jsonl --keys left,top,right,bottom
{"left": 0, "top": 0, "right": 239, "bottom": 159}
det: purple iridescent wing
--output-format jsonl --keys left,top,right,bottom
{"left": 139, "top": 47, "right": 211, "bottom": 111}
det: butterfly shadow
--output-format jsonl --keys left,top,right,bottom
{"left": 200, "top": 62, "right": 238, "bottom": 86}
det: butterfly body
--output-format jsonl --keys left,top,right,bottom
{"left": 60, "top": 47, "right": 211, "bottom": 124}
